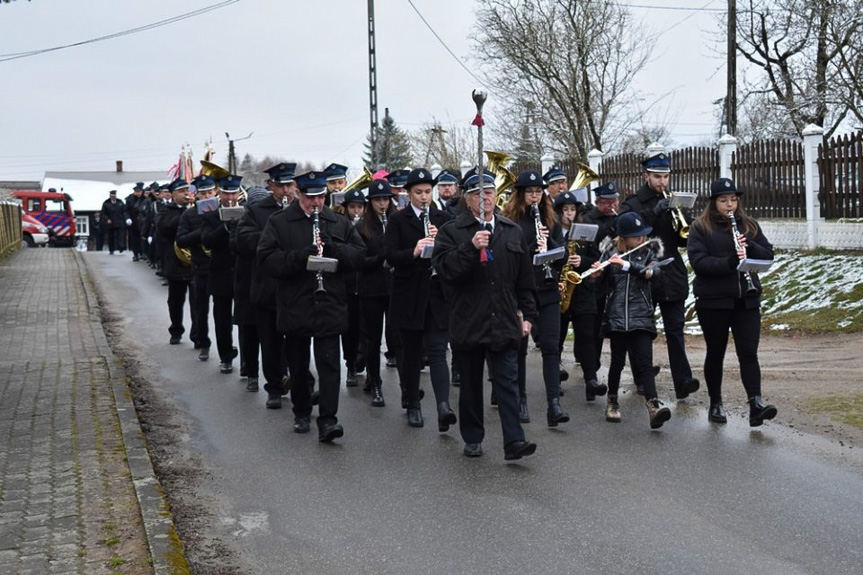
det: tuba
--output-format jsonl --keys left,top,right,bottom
{"left": 486, "top": 151, "right": 517, "bottom": 210}
{"left": 569, "top": 163, "right": 600, "bottom": 192}
{"left": 174, "top": 242, "right": 192, "bottom": 266}
{"left": 343, "top": 166, "right": 374, "bottom": 193}
{"left": 201, "top": 159, "right": 247, "bottom": 204}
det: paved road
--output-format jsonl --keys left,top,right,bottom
{"left": 86, "top": 251, "right": 863, "bottom": 575}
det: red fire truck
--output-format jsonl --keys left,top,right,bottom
{"left": 12, "top": 189, "right": 77, "bottom": 246}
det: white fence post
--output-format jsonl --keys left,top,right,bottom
{"left": 587, "top": 149, "right": 603, "bottom": 189}
{"left": 646, "top": 142, "right": 665, "bottom": 157}
{"left": 802, "top": 124, "right": 824, "bottom": 250}
{"left": 541, "top": 153, "right": 555, "bottom": 176}
{"left": 717, "top": 134, "right": 737, "bottom": 179}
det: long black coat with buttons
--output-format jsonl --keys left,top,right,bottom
{"left": 257, "top": 203, "right": 366, "bottom": 337}
{"left": 432, "top": 212, "right": 537, "bottom": 351}
{"left": 235, "top": 195, "right": 283, "bottom": 309}
{"left": 384, "top": 205, "right": 452, "bottom": 331}
{"left": 201, "top": 210, "right": 237, "bottom": 299}
{"left": 357, "top": 216, "right": 392, "bottom": 298}
{"left": 156, "top": 203, "right": 192, "bottom": 282}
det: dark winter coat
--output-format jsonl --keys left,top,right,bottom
{"left": 384, "top": 205, "right": 453, "bottom": 331}
{"left": 157, "top": 203, "right": 192, "bottom": 281}
{"left": 201, "top": 210, "right": 237, "bottom": 299}
{"left": 257, "top": 203, "right": 366, "bottom": 337}
{"left": 124, "top": 194, "right": 145, "bottom": 228}
{"left": 599, "top": 240, "right": 663, "bottom": 337}
{"left": 687, "top": 217, "right": 773, "bottom": 309}
{"left": 432, "top": 212, "right": 538, "bottom": 350}
{"left": 176, "top": 208, "right": 211, "bottom": 276}
{"left": 357, "top": 216, "right": 391, "bottom": 298}
{"left": 100, "top": 198, "right": 126, "bottom": 229}
{"left": 230, "top": 222, "right": 255, "bottom": 325}
{"left": 621, "top": 183, "right": 690, "bottom": 302}
{"left": 512, "top": 210, "right": 565, "bottom": 306}
{"left": 235, "top": 195, "right": 282, "bottom": 309}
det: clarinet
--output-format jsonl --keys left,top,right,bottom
{"left": 728, "top": 210, "right": 757, "bottom": 295}
{"left": 421, "top": 205, "right": 437, "bottom": 277}
{"left": 312, "top": 206, "right": 326, "bottom": 294}
{"left": 532, "top": 203, "right": 555, "bottom": 284}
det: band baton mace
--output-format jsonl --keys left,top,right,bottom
{"left": 472, "top": 88, "right": 489, "bottom": 263}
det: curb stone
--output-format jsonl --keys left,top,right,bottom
{"left": 75, "top": 252, "right": 189, "bottom": 575}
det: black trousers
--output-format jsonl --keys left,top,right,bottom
{"left": 239, "top": 323, "right": 260, "bottom": 378}
{"left": 518, "top": 300, "right": 561, "bottom": 402}
{"left": 167, "top": 279, "right": 191, "bottom": 338}
{"left": 191, "top": 275, "right": 210, "bottom": 348}
{"left": 454, "top": 346, "right": 525, "bottom": 448}
{"left": 128, "top": 225, "right": 142, "bottom": 257}
{"left": 256, "top": 306, "right": 287, "bottom": 395}
{"left": 399, "top": 319, "right": 450, "bottom": 408}
{"left": 360, "top": 295, "right": 388, "bottom": 385}
{"left": 607, "top": 330, "right": 656, "bottom": 399}
{"left": 656, "top": 299, "right": 694, "bottom": 391}
{"left": 696, "top": 302, "right": 762, "bottom": 402}
{"left": 212, "top": 295, "right": 234, "bottom": 363}
{"left": 559, "top": 311, "right": 599, "bottom": 383}
{"left": 107, "top": 227, "right": 125, "bottom": 253}
{"left": 342, "top": 293, "right": 361, "bottom": 370}
{"left": 594, "top": 292, "right": 607, "bottom": 367}
{"left": 287, "top": 334, "right": 340, "bottom": 427}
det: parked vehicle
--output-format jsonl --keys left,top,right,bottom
{"left": 22, "top": 213, "right": 50, "bottom": 247}
{"left": 12, "top": 189, "right": 76, "bottom": 246}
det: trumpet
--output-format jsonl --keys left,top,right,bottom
{"left": 728, "top": 211, "right": 757, "bottom": 294}
{"left": 312, "top": 206, "right": 326, "bottom": 294}
{"left": 532, "top": 203, "right": 556, "bottom": 284}
{"left": 662, "top": 190, "right": 689, "bottom": 239}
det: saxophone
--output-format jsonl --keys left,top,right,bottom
{"left": 558, "top": 227, "right": 581, "bottom": 314}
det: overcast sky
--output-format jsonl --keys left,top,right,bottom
{"left": 0, "top": 0, "right": 727, "bottom": 182}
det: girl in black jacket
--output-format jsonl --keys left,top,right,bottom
{"left": 597, "top": 211, "right": 671, "bottom": 429}
{"left": 502, "top": 170, "right": 570, "bottom": 427}
{"left": 687, "top": 178, "right": 777, "bottom": 427}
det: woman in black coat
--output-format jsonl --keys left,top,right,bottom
{"left": 687, "top": 178, "right": 777, "bottom": 427}
{"left": 502, "top": 170, "right": 570, "bottom": 427}
{"left": 384, "top": 168, "right": 454, "bottom": 431}
{"left": 357, "top": 180, "right": 396, "bottom": 407}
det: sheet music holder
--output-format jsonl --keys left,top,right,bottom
{"left": 736, "top": 258, "right": 773, "bottom": 273}
{"left": 420, "top": 244, "right": 435, "bottom": 259}
{"left": 570, "top": 223, "right": 598, "bottom": 242}
{"left": 195, "top": 197, "right": 219, "bottom": 214}
{"left": 669, "top": 192, "right": 697, "bottom": 209}
{"left": 397, "top": 195, "right": 410, "bottom": 209}
{"left": 533, "top": 246, "right": 566, "bottom": 266}
{"left": 330, "top": 192, "right": 346, "bottom": 208}
{"left": 218, "top": 206, "right": 245, "bottom": 221}
{"left": 307, "top": 256, "right": 339, "bottom": 273}
{"left": 572, "top": 187, "right": 589, "bottom": 204}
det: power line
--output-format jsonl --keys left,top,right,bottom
{"left": 0, "top": 0, "right": 241, "bottom": 63}
{"left": 403, "top": 0, "right": 489, "bottom": 90}
{"left": 624, "top": 2, "right": 724, "bottom": 11}
{"left": 656, "top": 0, "right": 723, "bottom": 34}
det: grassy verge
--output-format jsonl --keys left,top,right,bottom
{"left": 808, "top": 394, "right": 863, "bottom": 428}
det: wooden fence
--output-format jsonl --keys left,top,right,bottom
{"left": 0, "top": 201, "right": 22, "bottom": 257}
{"left": 731, "top": 139, "right": 805, "bottom": 219}
{"left": 819, "top": 131, "right": 863, "bottom": 219}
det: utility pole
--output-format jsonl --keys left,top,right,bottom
{"left": 225, "top": 132, "right": 253, "bottom": 174}
{"left": 726, "top": 0, "right": 737, "bottom": 136}
{"left": 368, "top": 0, "right": 379, "bottom": 166}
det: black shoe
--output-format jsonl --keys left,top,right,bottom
{"left": 559, "top": 365, "right": 569, "bottom": 382}
{"left": 652, "top": 365, "right": 661, "bottom": 377}
{"left": 219, "top": 362, "right": 233, "bottom": 374}
{"left": 749, "top": 396, "right": 777, "bottom": 427}
{"left": 169, "top": 336, "right": 181, "bottom": 345}
{"left": 371, "top": 384, "right": 385, "bottom": 407}
{"left": 198, "top": 347, "right": 210, "bottom": 361}
{"left": 676, "top": 378, "right": 701, "bottom": 400}
{"left": 504, "top": 440, "right": 537, "bottom": 461}
{"left": 708, "top": 402, "right": 727, "bottom": 423}
{"left": 546, "top": 398, "right": 570, "bottom": 427}
{"left": 293, "top": 416, "right": 310, "bottom": 434}
{"left": 437, "top": 402, "right": 457, "bottom": 432}
{"left": 231, "top": 347, "right": 239, "bottom": 360}
{"left": 463, "top": 443, "right": 483, "bottom": 457}
{"left": 246, "top": 377, "right": 259, "bottom": 392}
{"left": 385, "top": 356, "right": 397, "bottom": 368}
{"left": 319, "top": 422, "right": 344, "bottom": 443}
{"left": 266, "top": 393, "right": 282, "bottom": 409}
{"left": 490, "top": 390, "right": 498, "bottom": 406}
{"left": 518, "top": 397, "right": 530, "bottom": 423}
{"left": 407, "top": 407, "right": 424, "bottom": 428}
{"left": 585, "top": 379, "right": 608, "bottom": 401}
{"left": 346, "top": 369, "right": 358, "bottom": 387}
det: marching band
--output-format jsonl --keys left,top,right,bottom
{"left": 133, "top": 150, "right": 777, "bottom": 459}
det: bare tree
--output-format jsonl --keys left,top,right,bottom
{"left": 472, "top": 0, "right": 654, "bottom": 160}
{"left": 735, "top": 0, "right": 863, "bottom": 137}
{"left": 407, "top": 120, "right": 478, "bottom": 171}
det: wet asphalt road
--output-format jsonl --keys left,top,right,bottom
{"left": 87, "top": 251, "right": 863, "bottom": 575}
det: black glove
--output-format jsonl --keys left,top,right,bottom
{"left": 653, "top": 198, "right": 669, "bottom": 216}
{"left": 297, "top": 244, "right": 318, "bottom": 264}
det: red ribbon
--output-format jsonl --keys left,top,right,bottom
{"left": 471, "top": 113, "right": 485, "bottom": 127}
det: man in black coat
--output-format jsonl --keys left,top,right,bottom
{"left": 202, "top": 175, "right": 243, "bottom": 374}
{"left": 384, "top": 168, "right": 455, "bottom": 430}
{"left": 235, "top": 162, "right": 297, "bottom": 408}
{"left": 157, "top": 179, "right": 195, "bottom": 344}
{"left": 432, "top": 172, "right": 538, "bottom": 461}
{"left": 100, "top": 190, "right": 127, "bottom": 254}
{"left": 257, "top": 171, "right": 366, "bottom": 442}
{"left": 620, "top": 153, "right": 700, "bottom": 399}
{"left": 124, "top": 183, "right": 145, "bottom": 261}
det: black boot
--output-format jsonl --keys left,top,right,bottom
{"left": 407, "top": 406, "right": 424, "bottom": 428}
{"left": 749, "top": 396, "right": 777, "bottom": 427}
{"left": 345, "top": 368, "right": 358, "bottom": 387}
{"left": 546, "top": 398, "right": 570, "bottom": 427}
{"left": 708, "top": 402, "right": 727, "bottom": 423}
{"left": 371, "top": 382, "right": 385, "bottom": 407}
{"left": 518, "top": 397, "right": 530, "bottom": 423}
{"left": 585, "top": 379, "right": 608, "bottom": 401}
{"left": 437, "top": 401, "right": 457, "bottom": 432}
